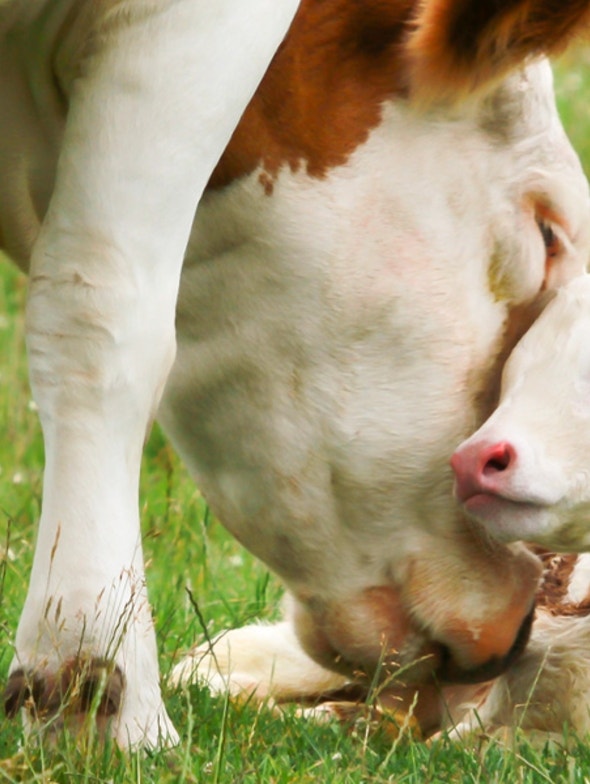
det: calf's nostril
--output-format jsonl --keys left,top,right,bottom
{"left": 481, "top": 442, "right": 514, "bottom": 476}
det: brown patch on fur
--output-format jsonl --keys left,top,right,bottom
{"left": 208, "top": 0, "right": 414, "bottom": 191}
{"left": 292, "top": 586, "right": 432, "bottom": 681}
{"left": 209, "top": 0, "right": 590, "bottom": 184}
{"left": 3, "top": 657, "right": 124, "bottom": 722}
{"left": 471, "top": 290, "right": 553, "bottom": 425}
{"left": 532, "top": 549, "right": 590, "bottom": 616}
{"left": 258, "top": 172, "right": 275, "bottom": 196}
{"left": 406, "top": 0, "right": 590, "bottom": 106}
{"left": 4, "top": 669, "right": 44, "bottom": 720}
{"left": 405, "top": 536, "right": 540, "bottom": 683}
{"left": 331, "top": 585, "right": 423, "bottom": 674}
{"left": 438, "top": 602, "right": 534, "bottom": 684}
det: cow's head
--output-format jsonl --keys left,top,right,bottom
{"left": 168, "top": 0, "right": 590, "bottom": 706}
{"left": 452, "top": 275, "right": 590, "bottom": 550}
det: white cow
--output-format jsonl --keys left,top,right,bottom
{"left": 2, "top": 0, "right": 590, "bottom": 747}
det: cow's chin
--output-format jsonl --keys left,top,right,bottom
{"left": 290, "top": 582, "right": 535, "bottom": 689}
{"left": 463, "top": 493, "right": 590, "bottom": 552}
{"left": 463, "top": 493, "right": 547, "bottom": 541}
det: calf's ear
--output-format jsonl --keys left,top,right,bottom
{"left": 405, "top": 0, "right": 590, "bottom": 106}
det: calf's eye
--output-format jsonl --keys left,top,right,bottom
{"left": 538, "top": 220, "right": 560, "bottom": 259}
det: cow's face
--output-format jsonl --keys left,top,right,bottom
{"left": 165, "top": 59, "right": 590, "bottom": 691}
{"left": 452, "top": 275, "right": 590, "bottom": 550}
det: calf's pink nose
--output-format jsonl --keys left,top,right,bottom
{"left": 451, "top": 441, "right": 516, "bottom": 502}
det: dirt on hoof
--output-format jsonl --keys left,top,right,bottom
{"left": 3, "top": 657, "right": 125, "bottom": 724}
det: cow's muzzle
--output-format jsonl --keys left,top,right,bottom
{"left": 436, "top": 602, "right": 534, "bottom": 684}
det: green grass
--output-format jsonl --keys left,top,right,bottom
{"left": 554, "top": 47, "right": 590, "bottom": 178}
{"left": 2, "top": 50, "right": 590, "bottom": 782}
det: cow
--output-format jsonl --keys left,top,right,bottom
{"left": 177, "top": 277, "right": 590, "bottom": 739}
{"left": 1, "top": 0, "right": 590, "bottom": 748}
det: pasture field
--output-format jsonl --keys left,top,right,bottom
{"left": 1, "top": 51, "right": 590, "bottom": 784}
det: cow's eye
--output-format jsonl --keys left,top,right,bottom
{"left": 538, "top": 219, "right": 560, "bottom": 259}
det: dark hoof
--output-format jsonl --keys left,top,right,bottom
{"left": 4, "top": 657, "right": 124, "bottom": 721}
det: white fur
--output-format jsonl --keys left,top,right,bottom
{"left": 162, "top": 62, "right": 586, "bottom": 681}
{"left": 568, "top": 554, "right": 590, "bottom": 603}
{"left": 452, "top": 275, "right": 590, "bottom": 550}
{"left": 2, "top": 0, "right": 590, "bottom": 749}
{"left": 1, "top": 0, "right": 299, "bottom": 747}
{"left": 171, "top": 620, "right": 348, "bottom": 702}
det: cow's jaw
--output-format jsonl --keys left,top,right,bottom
{"left": 288, "top": 533, "right": 540, "bottom": 687}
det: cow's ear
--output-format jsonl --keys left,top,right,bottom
{"left": 405, "top": 0, "right": 590, "bottom": 106}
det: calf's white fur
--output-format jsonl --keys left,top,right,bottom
{"left": 452, "top": 276, "right": 590, "bottom": 550}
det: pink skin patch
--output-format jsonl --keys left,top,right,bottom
{"left": 450, "top": 438, "right": 551, "bottom": 541}
{"left": 451, "top": 440, "right": 517, "bottom": 504}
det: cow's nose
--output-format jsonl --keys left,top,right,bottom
{"left": 436, "top": 602, "right": 534, "bottom": 685}
{"left": 479, "top": 441, "right": 514, "bottom": 475}
{"left": 451, "top": 441, "right": 517, "bottom": 502}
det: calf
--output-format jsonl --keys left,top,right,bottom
{"left": 446, "top": 276, "right": 590, "bottom": 736}
{"left": 452, "top": 276, "right": 590, "bottom": 551}
{"left": 2, "top": 0, "right": 590, "bottom": 747}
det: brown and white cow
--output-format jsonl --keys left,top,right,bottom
{"left": 1, "top": 0, "right": 590, "bottom": 747}
{"left": 449, "top": 549, "right": 590, "bottom": 739}
{"left": 180, "top": 278, "right": 590, "bottom": 739}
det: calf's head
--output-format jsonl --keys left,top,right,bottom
{"left": 452, "top": 275, "right": 590, "bottom": 550}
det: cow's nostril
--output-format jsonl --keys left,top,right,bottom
{"left": 482, "top": 442, "right": 514, "bottom": 476}
{"left": 485, "top": 457, "right": 508, "bottom": 472}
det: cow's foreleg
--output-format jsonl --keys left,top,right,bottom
{"left": 4, "top": 0, "right": 299, "bottom": 748}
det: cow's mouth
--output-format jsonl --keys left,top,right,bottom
{"left": 435, "top": 602, "right": 535, "bottom": 684}
{"left": 294, "top": 577, "right": 537, "bottom": 691}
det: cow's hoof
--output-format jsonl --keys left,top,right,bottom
{"left": 4, "top": 657, "right": 124, "bottom": 734}
{"left": 4, "top": 654, "right": 179, "bottom": 749}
